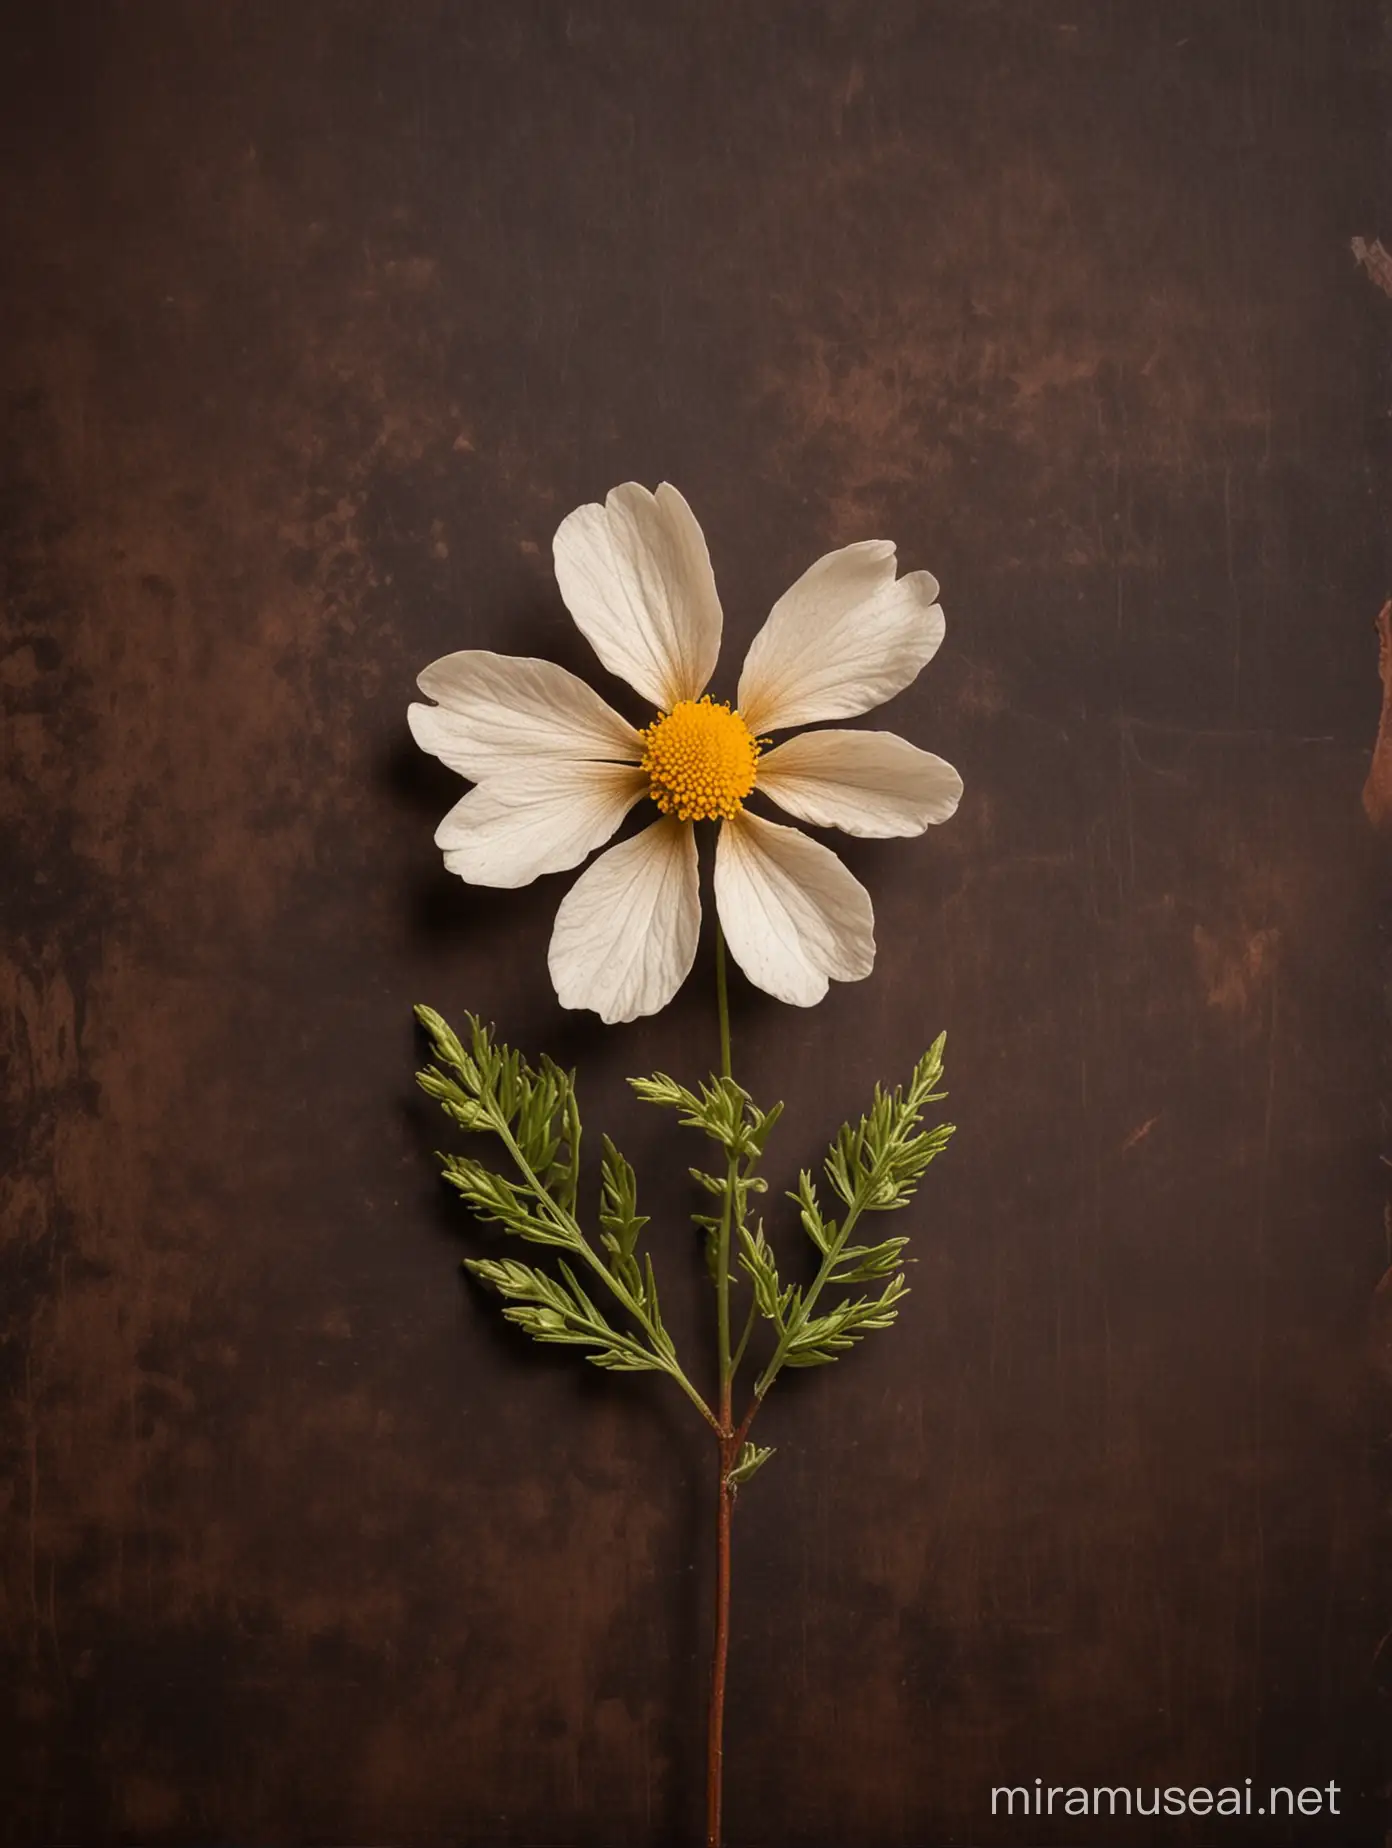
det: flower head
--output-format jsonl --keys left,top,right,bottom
{"left": 409, "top": 482, "right": 963, "bottom": 1023}
{"left": 640, "top": 698, "right": 762, "bottom": 821}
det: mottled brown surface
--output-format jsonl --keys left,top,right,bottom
{"left": 1, "top": 3, "right": 1389, "bottom": 1844}
{"left": 1362, "top": 602, "right": 1392, "bottom": 827}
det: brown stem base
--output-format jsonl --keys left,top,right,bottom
{"left": 706, "top": 1426, "right": 736, "bottom": 1848}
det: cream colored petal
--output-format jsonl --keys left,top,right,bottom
{"left": 737, "top": 541, "right": 944, "bottom": 732}
{"left": 714, "top": 811, "right": 874, "bottom": 1007}
{"left": 548, "top": 819, "right": 701, "bottom": 1024}
{"left": 409, "top": 650, "right": 641, "bottom": 778}
{"left": 552, "top": 482, "right": 722, "bottom": 708}
{"left": 435, "top": 762, "right": 646, "bottom": 889}
{"left": 757, "top": 730, "right": 963, "bottom": 838}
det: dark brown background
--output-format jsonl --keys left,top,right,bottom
{"left": 3, "top": 3, "right": 1390, "bottom": 1844}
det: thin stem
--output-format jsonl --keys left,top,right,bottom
{"left": 715, "top": 923, "right": 732, "bottom": 1082}
{"left": 729, "top": 1291, "right": 759, "bottom": 1378}
{"left": 708, "top": 920, "right": 737, "bottom": 1848}
{"left": 713, "top": 923, "right": 736, "bottom": 1397}
{"left": 715, "top": 1153, "right": 736, "bottom": 1395}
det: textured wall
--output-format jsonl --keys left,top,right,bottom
{"left": 1, "top": 3, "right": 1388, "bottom": 1843}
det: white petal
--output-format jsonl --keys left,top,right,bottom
{"left": 552, "top": 482, "right": 723, "bottom": 709}
{"left": 435, "top": 762, "right": 647, "bottom": 889}
{"left": 548, "top": 820, "right": 701, "bottom": 1024}
{"left": 409, "top": 651, "right": 641, "bottom": 778}
{"left": 737, "top": 541, "right": 944, "bottom": 733}
{"left": 757, "top": 730, "right": 964, "bottom": 838}
{"left": 714, "top": 812, "right": 874, "bottom": 1008}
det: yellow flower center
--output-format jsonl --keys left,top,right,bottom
{"left": 639, "top": 696, "right": 761, "bottom": 822}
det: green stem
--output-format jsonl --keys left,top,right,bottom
{"left": 708, "top": 921, "right": 737, "bottom": 1848}
{"left": 715, "top": 1154, "right": 736, "bottom": 1397}
{"left": 729, "top": 1290, "right": 759, "bottom": 1378}
{"left": 715, "top": 923, "right": 732, "bottom": 1083}
{"left": 713, "top": 924, "right": 735, "bottom": 1401}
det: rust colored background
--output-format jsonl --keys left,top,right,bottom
{"left": 2, "top": 3, "right": 1390, "bottom": 1844}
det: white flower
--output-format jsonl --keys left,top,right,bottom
{"left": 409, "top": 483, "right": 963, "bottom": 1024}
